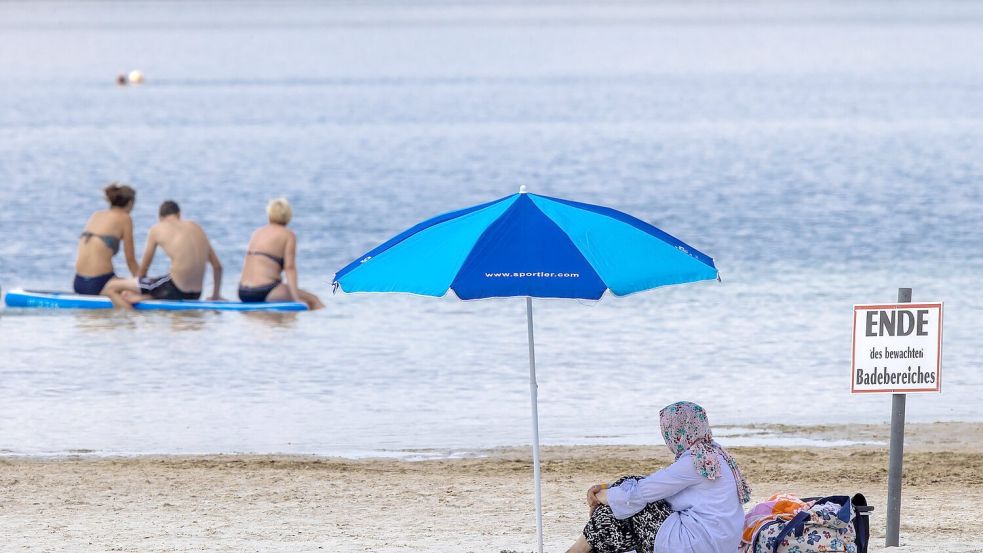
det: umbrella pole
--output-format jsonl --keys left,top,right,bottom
{"left": 526, "top": 296, "right": 544, "bottom": 553}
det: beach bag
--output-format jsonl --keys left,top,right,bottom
{"left": 752, "top": 495, "right": 858, "bottom": 553}
{"left": 802, "top": 494, "right": 871, "bottom": 553}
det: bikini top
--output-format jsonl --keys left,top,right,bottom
{"left": 247, "top": 250, "right": 285, "bottom": 268}
{"left": 80, "top": 231, "right": 120, "bottom": 254}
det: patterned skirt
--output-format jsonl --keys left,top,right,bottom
{"left": 583, "top": 475, "right": 674, "bottom": 553}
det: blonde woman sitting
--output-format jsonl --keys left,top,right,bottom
{"left": 238, "top": 198, "right": 324, "bottom": 310}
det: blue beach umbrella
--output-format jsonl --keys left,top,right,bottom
{"left": 333, "top": 187, "right": 718, "bottom": 552}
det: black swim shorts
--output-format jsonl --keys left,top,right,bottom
{"left": 138, "top": 275, "right": 201, "bottom": 301}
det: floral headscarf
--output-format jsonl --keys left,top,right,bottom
{"left": 660, "top": 401, "right": 752, "bottom": 504}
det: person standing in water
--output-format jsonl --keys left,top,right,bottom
{"left": 74, "top": 183, "right": 139, "bottom": 296}
{"left": 104, "top": 200, "right": 223, "bottom": 308}
{"left": 238, "top": 198, "right": 324, "bottom": 310}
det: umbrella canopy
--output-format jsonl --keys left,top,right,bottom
{"left": 333, "top": 188, "right": 718, "bottom": 553}
{"left": 334, "top": 189, "right": 718, "bottom": 298}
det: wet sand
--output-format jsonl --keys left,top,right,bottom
{"left": 1, "top": 423, "right": 981, "bottom": 552}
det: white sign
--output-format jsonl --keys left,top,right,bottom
{"left": 851, "top": 302, "right": 943, "bottom": 394}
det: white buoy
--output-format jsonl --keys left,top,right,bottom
{"left": 128, "top": 70, "right": 144, "bottom": 85}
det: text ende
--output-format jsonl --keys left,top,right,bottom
{"left": 865, "top": 309, "right": 929, "bottom": 337}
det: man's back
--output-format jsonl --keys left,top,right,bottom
{"left": 151, "top": 219, "right": 211, "bottom": 293}
{"left": 103, "top": 201, "right": 224, "bottom": 308}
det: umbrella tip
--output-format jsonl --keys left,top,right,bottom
{"left": 519, "top": 185, "right": 527, "bottom": 194}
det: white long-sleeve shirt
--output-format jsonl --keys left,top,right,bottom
{"left": 606, "top": 451, "right": 744, "bottom": 553}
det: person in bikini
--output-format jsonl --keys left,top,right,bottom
{"left": 74, "top": 183, "right": 140, "bottom": 297}
{"left": 104, "top": 200, "right": 224, "bottom": 308}
{"left": 238, "top": 198, "right": 323, "bottom": 310}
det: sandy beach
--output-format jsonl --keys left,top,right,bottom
{"left": 2, "top": 423, "right": 981, "bottom": 552}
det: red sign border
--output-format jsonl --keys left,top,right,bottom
{"left": 851, "top": 302, "right": 944, "bottom": 394}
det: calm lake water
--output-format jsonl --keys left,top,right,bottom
{"left": 1, "top": 1, "right": 981, "bottom": 456}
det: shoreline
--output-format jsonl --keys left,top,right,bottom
{"left": 1, "top": 422, "right": 979, "bottom": 460}
{"left": 2, "top": 424, "right": 981, "bottom": 552}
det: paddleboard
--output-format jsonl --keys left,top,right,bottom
{"left": 3, "top": 289, "right": 307, "bottom": 312}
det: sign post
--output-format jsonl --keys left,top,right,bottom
{"left": 851, "top": 289, "right": 943, "bottom": 548}
{"left": 886, "top": 288, "right": 911, "bottom": 548}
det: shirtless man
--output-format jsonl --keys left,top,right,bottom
{"left": 104, "top": 200, "right": 223, "bottom": 308}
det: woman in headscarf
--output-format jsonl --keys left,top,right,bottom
{"left": 565, "top": 401, "right": 751, "bottom": 553}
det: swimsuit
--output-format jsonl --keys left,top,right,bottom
{"left": 80, "top": 231, "right": 121, "bottom": 254}
{"left": 238, "top": 280, "right": 282, "bottom": 303}
{"left": 138, "top": 275, "right": 201, "bottom": 301}
{"left": 73, "top": 272, "right": 116, "bottom": 295}
{"left": 246, "top": 250, "right": 284, "bottom": 268}
{"left": 239, "top": 250, "right": 285, "bottom": 302}
{"left": 74, "top": 232, "right": 122, "bottom": 295}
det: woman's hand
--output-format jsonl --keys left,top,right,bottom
{"left": 587, "top": 484, "right": 601, "bottom": 509}
{"left": 587, "top": 484, "right": 609, "bottom": 513}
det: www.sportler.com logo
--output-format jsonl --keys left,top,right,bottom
{"left": 484, "top": 271, "right": 581, "bottom": 278}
